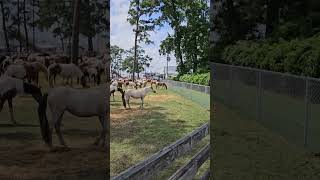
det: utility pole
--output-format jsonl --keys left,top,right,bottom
{"left": 166, "top": 55, "right": 170, "bottom": 79}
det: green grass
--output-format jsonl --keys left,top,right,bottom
{"left": 110, "top": 88, "right": 210, "bottom": 179}
{"left": 213, "top": 79, "right": 320, "bottom": 151}
{"left": 212, "top": 101, "right": 320, "bottom": 180}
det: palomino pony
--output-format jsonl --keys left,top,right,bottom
{"left": 38, "top": 85, "right": 124, "bottom": 149}
{"left": 0, "top": 76, "right": 42, "bottom": 124}
{"left": 123, "top": 86, "right": 156, "bottom": 109}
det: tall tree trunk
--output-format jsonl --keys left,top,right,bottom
{"left": 170, "top": 0, "right": 185, "bottom": 73}
{"left": 86, "top": 0, "right": 94, "bottom": 53}
{"left": 17, "top": 0, "right": 22, "bottom": 52}
{"left": 32, "top": 0, "right": 35, "bottom": 51}
{"left": 60, "top": 35, "right": 65, "bottom": 52}
{"left": 133, "top": 0, "right": 140, "bottom": 81}
{"left": 88, "top": 36, "right": 93, "bottom": 52}
{"left": 23, "top": 0, "right": 29, "bottom": 52}
{"left": 266, "top": 0, "right": 280, "bottom": 38}
{"left": 71, "top": 0, "right": 80, "bottom": 64}
{"left": 0, "top": 1, "right": 10, "bottom": 52}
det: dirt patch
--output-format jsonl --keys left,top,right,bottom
{"left": 0, "top": 145, "right": 107, "bottom": 180}
{"left": 147, "top": 94, "right": 176, "bottom": 102}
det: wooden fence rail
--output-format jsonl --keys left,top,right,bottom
{"left": 112, "top": 122, "right": 209, "bottom": 180}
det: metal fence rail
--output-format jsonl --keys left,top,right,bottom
{"left": 112, "top": 123, "right": 210, "bottom": 180}
{"left": 211, "top": 62, "right": 320, "bottom": 151}
{"left": 164, "top": 80, "right": 210, "bottom": 95}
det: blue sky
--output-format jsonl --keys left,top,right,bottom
{"left": 110, "top": 0, "right": 177, "bottom": 73}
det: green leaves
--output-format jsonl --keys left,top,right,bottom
{"left": 179, "top": 73, "right": 210, "bottom": 86}
{"left": 222, "top": 35, "right": 320, "bottom": 78}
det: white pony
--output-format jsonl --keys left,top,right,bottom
{"left": 123, "top": 86, "right": 156, "bottom": 109}
{"left": 38, "top": 85, "right": 116, "bottom": 149}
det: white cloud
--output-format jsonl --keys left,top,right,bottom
{"left": 110, "top": 0, "right": 177, "bottom": 73}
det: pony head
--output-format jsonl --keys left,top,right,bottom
{"left": 150, "top": 86, "right": 156, "bottom": 93}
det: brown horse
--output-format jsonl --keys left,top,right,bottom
{"left": 0, "top": 76, "right": 42, "bottom": 124}
{"left": 156, "top": 82, "right": 168, "bottom": 89}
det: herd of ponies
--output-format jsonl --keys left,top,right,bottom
{"left": 110, "top": 77, "right": 168, "bottom": 109}
{"left": 0, "top": 53, "right": 168, "bottom": 150}
{"left": 0, "top": 52, "right": 108, "bottom": 149}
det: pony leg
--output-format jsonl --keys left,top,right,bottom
{"left": 124, "top": 96, "right": 130, "bottom": 109}
{"left": 94, "top": 116, "right": 107, "bottom": 147}
{"left": 51, "top": 110, "right": 66, "bottom": 147}
{"left": 140, "top": 97, "right": 144, "bottom": 109}
{"left": 55, "top": 115, "right": 67, "bottom": 147}
{"left": 8, "top": 98, "right": 17, "bottom": 125}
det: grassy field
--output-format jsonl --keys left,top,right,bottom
{"left": 110, "top": 87, "right": 210, "bottom": 179}
{"left": 0, "top": 74, "right": 108, "bottom": 180}
{"left": 213, "top": 101, "right": 320, "bottom": 180}
{"left": 213, "top": 79, "right": 320, "bottom": 150}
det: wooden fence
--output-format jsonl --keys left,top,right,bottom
{"left": 112, "top": 123, "right": 210, "bottom": 180}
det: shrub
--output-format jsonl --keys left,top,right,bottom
{"left": 222, "top": 35, "right": 320, "bottom": 78}
{"left": 178, "top": 73, "right": 210, "bottom": 86}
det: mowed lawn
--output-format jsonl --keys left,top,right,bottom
{"left": 110, "top": 87, "right": 210, "bottom": 178}
{"left": 0, "top": 74, "right": 108, "bottom": 180}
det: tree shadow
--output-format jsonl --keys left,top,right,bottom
{"left": 0, "top": 123, "right": 39, "bottom": 128}
{"left": 0, "top": 132, "right": 38, "bottom": 141}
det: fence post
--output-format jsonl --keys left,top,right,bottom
{"left": 304, "top": 78, "right": 310, "bottom": 148}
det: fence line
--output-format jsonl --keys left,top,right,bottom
{"left": 112, "top": 123, "right": 210, "bottom": 180}
{"left": 164, "top": 80, "right": 210, "bottom": 95}
{"left": 211, "top": 62, "right": 320, "bottom": 151}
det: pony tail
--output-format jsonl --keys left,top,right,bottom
{"left": 164, "top": 83, "right": 167, "bottom": 90}
{"left": 37, "top": 93, "right": 52, "bottom": 147}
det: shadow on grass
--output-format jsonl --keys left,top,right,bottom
{"left": 0, "top": 132, "right": 38, "bottom": 141}
{"left": 0, "top": 123, "right": 39, "bottom": 128}
{"left": 63, "top": 128, "right": 100, "bottom": 137}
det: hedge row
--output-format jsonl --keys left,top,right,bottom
{"left": 177, "top": 73, "right": 210, "bottom": 86}
{"left": 222, "top": 35, "right": 320, "bottom": 78}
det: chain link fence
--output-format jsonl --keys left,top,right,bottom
{"left": 164, "top": 80, "right": 210, "bottom": 95}
{"left": 211, "top": 62, "right": 320, "bottom": 151}
{"left": 164, "top": 80, "right": 210, "bottom": 109}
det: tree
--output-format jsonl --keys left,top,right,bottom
{"left": 23, "top": 0, "right": 29, "bottom": 51}
{"left": 159, "top": 0, "right": 186, "bottom": 73}
{"left": 111, "top": 45, "right": 125, "bottom": 77}
{"left": 37, "top": 0, "right": 73, "bottom": 53}
{"left": 71, "top": 0, "right": 80, "bottom": 64}
{"left": 127, "top": 0, "right": 161, "bottom": 80}
{"left": 121, "top": 46, "right": 152, "bottom": 77}
{"left": 159, "top": 0, "right": 210, "bottom": 74}
{"left": 0, "top": 0, "right": 10, "bottom": 52}
{"left": 80, "top": 0, "right": 108, "bottom": 54}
